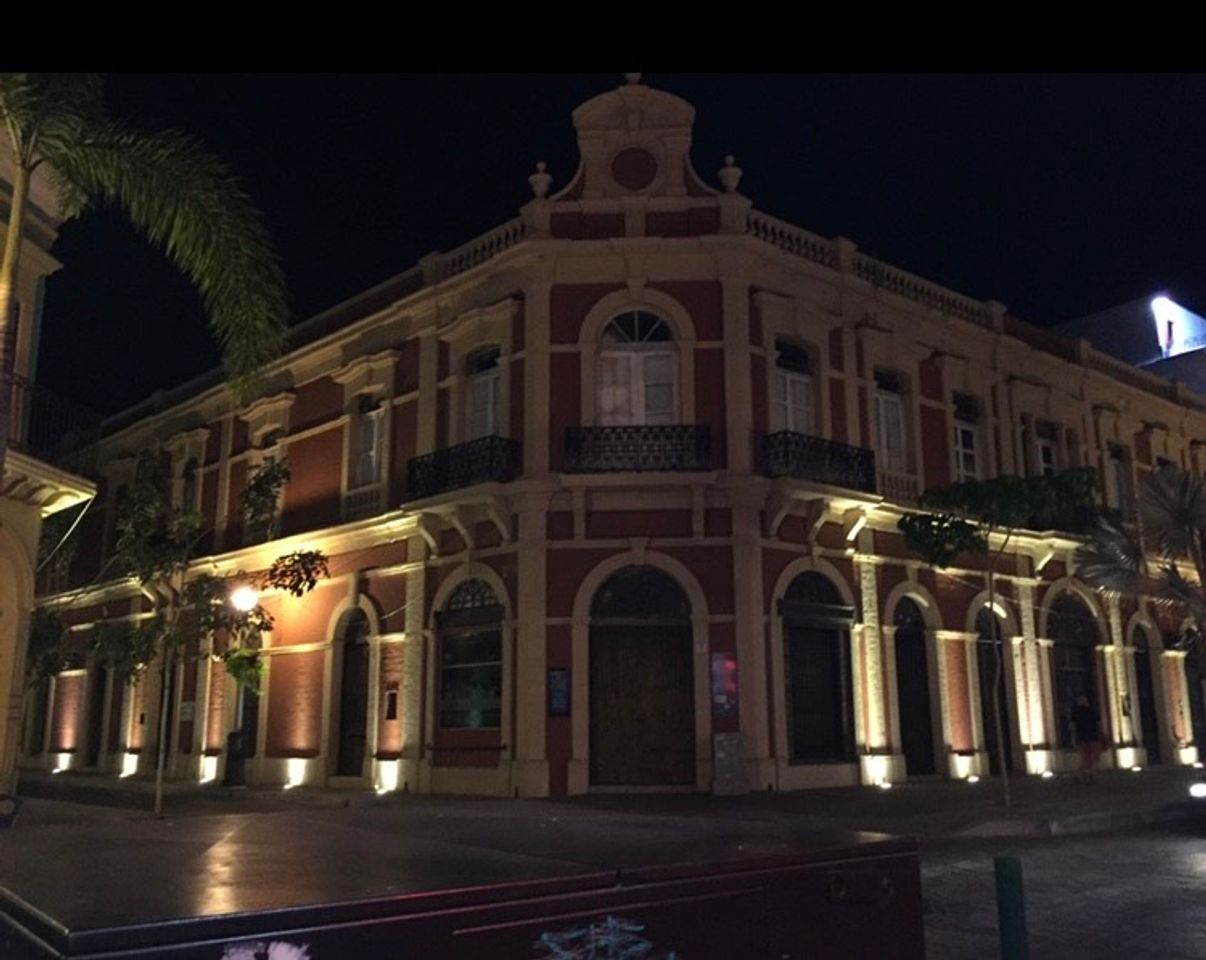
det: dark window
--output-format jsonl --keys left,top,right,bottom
{"left": 952, "top": 392, "right": 979, "bottom": 423}
{"left": 591, "top": 565, "right": 691, "bottom": 622}
{"left": 1047, "top": 594, "right": 1099, "bottom": 749}
{"left": 874, "top": 368, "right": 903, "bottom": 393}
{"left": 466, "top": 346, "right": 500, "bottom": 375}
{"left": 781, "top": 573, "right": 855, "bottom": 764}
{"left": 775, "top": 339, "right": 811, "bottom": 375}
{"left": 438, "top": 579, "right": 503, "bottom": 730}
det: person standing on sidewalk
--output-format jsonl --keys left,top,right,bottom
{"left": 1072, "top": 695, "right": 1103, "bottom": 783}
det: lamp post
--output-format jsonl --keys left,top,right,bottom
{"left": 222, "top": 584, "right": 259, "bottom": 787}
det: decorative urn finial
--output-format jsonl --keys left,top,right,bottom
{"left": 624, "top": 72, "right": 642, "bottom": 85}
{"left": 528, "top": 161, "right": 552, "bottom": 199}
{"left": 718, "top": 155, "right": 743, "bottom": 193}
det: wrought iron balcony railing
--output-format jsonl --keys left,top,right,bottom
{"left": 563, "top": 425, "right": 712, "bottom": 473}
{"left": 760, "top": 430, "right": 877, "bottom": 494}
{"left": 3, "top": 372, "right": 100, "bottom": 469}
{"left": 344, "top": 484, "right": 385, "bottom": 522}
{"left": 407, "top": 435, "right": 520, "bottom": 500}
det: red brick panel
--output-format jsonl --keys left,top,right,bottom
{"left": 390, "top": 400, "right": 418, "bottom": 504}
{"left": 694, "top": 348, "right": 727, "bottom": 468}
{"left": 377, "top": 643, "right": 405, "bottom": 758}
{"left": 550, "top": 284, "right": 624, "bottom": 344}
{"left": 205, "top": 668, "right": 227, "bottom": 753}
{"left": 395, "top": 339, "right": 421, "bottom": 395}
{"left": 1134, "top": 430, "right": 1152, "bottom": 466}
{"left": 291, "top": 376, "right": 343, "bottom": 432}
{"left": 549, "top": 212, "right": 626, "bottom": 240}
{"left": 548, "top": 353, "right": 581, "bottom": 470}
{"left": 921, "top": 404, "right": 950, "bottom": 491}
{"left": 945, "top": 642, "right": 973, "bottom": 752}
{"left": 226, "top": 459, "right": 248, "bottom": 545}
{"left": 128, "top": 674, "right": 147, "bottom": 751}
{"left": 510, "top": 358, "right": 525, "bottom": 451}
{"left": 178, "top": 654, "right": 198, "bottom": 754}
{"left": 50, "top": 673, "right": 85, "bottom": 753}
{"left": 265, "top": 651, "right": 325, "bottom": 757}
{"left": 586, "top": 510, "right": 692, "bottom": 539}
{"left": 829, "top": 328, "right": 844, "bottom": 372}
{"left": 282, "top": 429, "right": 344, "bottom": 536}
{"left": 650, "top": 281, "right": 723, "bottom": 341}
{"left": 830, "top": 378, "right": 847, "bottom": 443}
{"left": 545, "top": 623, "right": 573, "bottom": 797}
{"left": 919, "top": 355, "right": 944, "bottom": 401}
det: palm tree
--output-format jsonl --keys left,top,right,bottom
{"left": 0, "top": 73, "right": 288, "bottom": 473}
{"left": 1077, "top": 465, "right": 1206, "bottom": 648}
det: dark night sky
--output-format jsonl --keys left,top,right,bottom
{"left": 34, "top": 73, "right": 1206, "bottom": 416}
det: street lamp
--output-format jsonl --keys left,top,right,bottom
{"left": 230, "top": 585, "right": 259, "bottom": 612}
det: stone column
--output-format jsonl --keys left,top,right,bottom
{"left": 512, "top": 490, "right": 552, "bottom": 797}
{"left": 399, "top": 535, "right": 426, "bottom": 792}
{"left": 729, "top": 485, "right": 770, "bottom": 788}
{"left": 1016, "top": 582, "right": 1052, "bottom": 772}
{"left": 855, "top": 545, "right": 896, "bottom": 783}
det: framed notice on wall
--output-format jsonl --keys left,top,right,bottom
{"left": 711, "top": 652, "right": 739, "bottom": 720}
{"left": 547, "top": 668, "right": 570, "bottom": 717}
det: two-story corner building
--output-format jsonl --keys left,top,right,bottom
{"left": 1, "top": 142, "right": 97, "bottom": 789}
{"left": 22, "top": 77, "right": 1206, "bottom": 799}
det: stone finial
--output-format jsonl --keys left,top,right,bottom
{"left": 528, "top": 161, "right": 552, "bottom": 199}
{"left": 624, "top": 72, "right": 642, "bottom": 85}
{"left": 718, "top": 154, "right": 743, "bottom": 193}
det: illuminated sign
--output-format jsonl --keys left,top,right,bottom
{"left": 1150, "top": 296, "right": 1206, "bottom": 359}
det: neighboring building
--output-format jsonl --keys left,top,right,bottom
{"left": 23, "top": 77, "right": 1206, "bottom": 797}
{"left": 1, "top": 142, "right": 97, "bottom": 789}
{"left": 1054, "top": 295, "right": 1206, "bottom": 394}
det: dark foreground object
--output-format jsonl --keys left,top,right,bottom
{"left": 0, "top": 829, "right": 922, "bottom": 959}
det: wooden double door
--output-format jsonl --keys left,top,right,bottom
{"left": 589, "top": 624, "right": 695, "bottom": 786}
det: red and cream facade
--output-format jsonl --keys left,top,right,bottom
{"left": 23, "top": 78, "right": 1206, "bottom": 797}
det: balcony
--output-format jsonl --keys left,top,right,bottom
{"left": 407, "top": 435, "right": 520, "bottom": 500}
{"left": 344, "top": 484, "right": 385, "bottom": 522}
{"left": 760, "top": 431, "right": 876, "bottom": 494}
{"left": 563, "top": 425, "right": 712, "bottom": 473}
{"left": 878, "top": 468, "right": 919, "bottom": 505}
{"left": 4, "top": 373, "right": 100, "bottom": 469}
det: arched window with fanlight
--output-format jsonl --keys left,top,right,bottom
{"left": 597, "top": 311, "right": 676, "bottom": 426}
{"left": 436, "top": 579, "right": 504, "bottom": 730}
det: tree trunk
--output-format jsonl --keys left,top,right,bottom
{"left": 153, "top": 646, "right": 172, "bottom": 817}
{"left": 986, "top": 549, "right": 1012, "bottom": 809}
{"left": 0, "top": 161, "right": 30, "bottom": 478}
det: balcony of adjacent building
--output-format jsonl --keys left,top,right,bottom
{"left": 562, "top": 424, "right": 713, "bottom": 474}
{"left": 4, "top": 372, "right": 101, "bottom": 474}
{"left": 406, "top": 435, "right": 521, "bottom": 501}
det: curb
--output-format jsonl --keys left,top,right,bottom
{"left": 952, "top": 802, "right": 1197, "bottom": 838}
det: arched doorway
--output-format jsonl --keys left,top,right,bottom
{"left": 589, "top": 566, "right": 694, "bottom": 786}
{"left": 975, "top": 608, "right": 1013, "bottom": 775}
{"left": 334, "top": 609, "right": 371, "bottom": 777}
{"left": 1131, "top": 626, "right": 1162, "bottom": 765}
{"left": 894, "top": 598, "right": 935, "bottom": 776}
{"left": 1047, "top": 594, "right": 1100, "bottom": 750}
{"left": 781, "top": 572, "right": 855, "bottom": 764}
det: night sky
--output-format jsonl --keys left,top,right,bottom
{"left": 35, "top": 73, "right": 1206, "bottom": 416}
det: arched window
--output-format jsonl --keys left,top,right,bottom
{"left": 780, "top": 572, "right": 855, "bottom": 764}
{"left": 1047, "top": 593, "right": 1100, "bottom": 749}
{"left": 597, "top": 311, "right": 676, "bottom": 426}
{"left": 589, "top": 566, "right": 694, "bottom": 786}
{"left": 1131, "top": 625, "right": 1162, "bottom": 764}
{"left": 893, "top": 596, "right": 935, "bottom": 775}
{"left": 975, "top": 607, "right": 1013, "bottom": 774}
{"left": 436, "top": 579, "right": 503, "bottom": 730}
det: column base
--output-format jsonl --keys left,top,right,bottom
{"left": 859, "top": 753, "right": 905, "bottom": 785}
{"left": 510, "top": 759, "right": 550, "bottom": 797}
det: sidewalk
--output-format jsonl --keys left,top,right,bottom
{"left": 13, "top": 763, "right": 1205, "bottom": 840}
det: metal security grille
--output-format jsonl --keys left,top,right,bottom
{"left": 406, "top": 435, "right": 520, "bottom": 500}
{"left": 563, "top": 425, "right": 712, "bottom": 473}
{"left": 760, "top": 430, "right": 876, "bottom": 493}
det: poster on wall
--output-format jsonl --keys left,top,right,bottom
{"left": 710, "top": 652, "right": 738, "bottom": 720}
{"left": 547, "top": 668, "right": 570, "bottom": 717}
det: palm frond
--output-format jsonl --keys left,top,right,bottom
{"left": 1157, "top": 563, "right": 1206, "bottom": 625}
{"left": 1139, "top": 466, "right": 1206, "bottom": 560}
{"left": 47, "top": 117, "right": 288, "bottom": 398}
{"left": 1076, "top": 512, "right": 1147, "bottom": 596}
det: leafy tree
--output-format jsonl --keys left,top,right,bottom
{"left": 0, "top": 73, "right": 288, "bottom": 474}
{"left": 1078, "top": 465, "right": 1206, "bottom": 666}
{"left": 35, "top": 448, "right": 328, "bottom": 815}
{"left": 899, "top": 468, "right": 1098, "bottom": 807}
